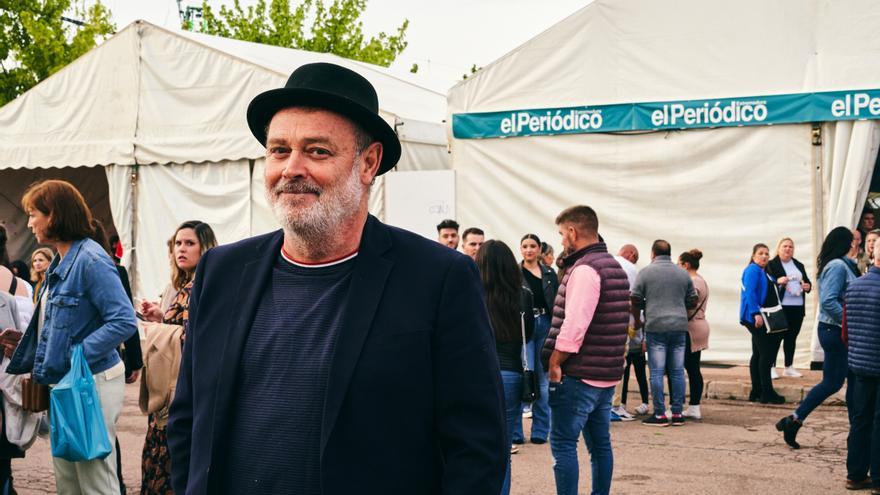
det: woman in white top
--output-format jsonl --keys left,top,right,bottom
{"left": 765, "top": 238, "right": 812, "bottom": 378}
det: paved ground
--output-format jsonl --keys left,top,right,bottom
{"left": 12, "top": 367, "right": 854, "bottom": 494}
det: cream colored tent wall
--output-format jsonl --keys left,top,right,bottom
{"left": 453, "top": 125, "right": 816, "bottom": 362}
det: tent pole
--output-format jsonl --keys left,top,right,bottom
{"left": 130, "top": 165, "right": 140, "bottom": 297}
{"left": 809, "top": 123, "right": 824, "bottom": 369}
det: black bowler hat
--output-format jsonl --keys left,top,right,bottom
{"left": 247, "top": 62, "right": 401, "bottom": 175}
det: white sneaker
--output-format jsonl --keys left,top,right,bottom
{"left": 611, "top": 406, "right": 636, "bottom": 421}
{"left": 522, "top": 410, "right": 533, "bottom": 418}
{"left": 634, "top": 403, "right": 650, "bottom": 415}
{"left": 783, "top": 366, "right": 803, "bottom": 378}
{"left": 770, "top": 368, "right": 780, "bottom": 380}
{"left": 682, "top": 405, "right": 702, "bottom": 419}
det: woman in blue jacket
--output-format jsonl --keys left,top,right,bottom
{"left": 13, "top": 180, "right": 137, "bottom": 494}
{"left": 740, "top": 243, "right": 786, "bottom": 404}
{"left": 777, "top": 227, "right": 859, "bottom": 450}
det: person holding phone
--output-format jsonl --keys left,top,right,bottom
{"left": 765, "top": 238, "right": 812, "bottom": 379}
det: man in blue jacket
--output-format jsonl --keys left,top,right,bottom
{"left": 844, "top": 240, "right": 880, "bottom": 492}
{"left": 167, "top": 63, "right": 506, "bottom": 495}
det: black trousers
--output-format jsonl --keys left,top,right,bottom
{"left": 622, "top": 351, "right": 649, "bottom": 405}
{"left": 770, "top": 306, "right": 805, "bottom": 368}
{"left": 746, "top": 323, "right": 784, "bottom": 397}
{"left": 685, "top": 338, "right": 703, "bottom": 406}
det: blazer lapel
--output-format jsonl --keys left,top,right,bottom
{"left": 209, "top": 230, "right": 283, "bottom": 467}
{"left": 320, "top": 216, "right": 393, "bottom": 455}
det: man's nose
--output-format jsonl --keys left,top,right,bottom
{"left": 281, "top": 151, "right": 308, "bottom": 179}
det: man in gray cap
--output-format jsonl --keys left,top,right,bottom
{"left": 168, "top": 62, "right": 506, "bottom": 495}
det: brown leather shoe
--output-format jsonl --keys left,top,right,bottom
{"left": 846, "top": 477, "right": 872, "bottom": 490}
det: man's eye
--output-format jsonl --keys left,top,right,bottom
{"left": 307, "top": 147, "right": 331, "bottom": 157}
{"left": 269, "top": 146, "right": 290, "bottom": 155}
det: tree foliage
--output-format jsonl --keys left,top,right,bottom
{"left": 201, "top": 0, "right": 408, "bottom": 67}
{"left": 0, "top": 0, "right": 115, "bottom": 106}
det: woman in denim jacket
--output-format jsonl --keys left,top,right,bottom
{"left": 12, "top": 180, "right": 137, "bottom": 494}
{"left": 777, "top": 227, "right": 859, "bottom": 450}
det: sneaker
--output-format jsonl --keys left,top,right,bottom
{"left": 522, "top": 410, "right": 533, "bottom": 419}
{"left": 510, "top": 445, "right": 520, "bottom": 455}
{"left": 770, "top": 368, "right": 780, "bottom": 380}
{"left": 671, "top": 414, "right": 685, "bottom": 426}
{"left": 610, "top": 411, "right": 621, "bottom": 422}
{"left": 611, "top": 406, "right": 636, "bottom": 421}
{"left": 783, "top": 366, "right": 803, "bottom": 378}
{"left": 642, "top": 414, "right": 669, "bottom": 427}
{"left": 634, "top": 403, "right": 650, "bottom": 415}
{"left": 682, "top": 405, "right": 702, "bottom": 419}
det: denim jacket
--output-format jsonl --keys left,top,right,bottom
{"left": 817, "top": 257, "right": 859, "bottom": 327}
{"left": 28, "top": 238, "right": 137, "bottom": 384}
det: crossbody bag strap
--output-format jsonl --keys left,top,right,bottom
{"left": 688, "top": 294, "right": 707, "bottom": 321}
{"left": 520, "top": 312, "right": 531, "bottom": 371}
{"left": 8, "top": 275, "right": 16, "bottom": 295}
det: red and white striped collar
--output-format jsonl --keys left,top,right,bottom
{"left": 280, "top": 247, "right": 359, "bottom": 268}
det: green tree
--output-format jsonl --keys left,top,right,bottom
{"left": 201, "top": 0, "right": 408, "bottom": 67}
{"left": 0, "top": 0, "right": 115, "bottom": 106}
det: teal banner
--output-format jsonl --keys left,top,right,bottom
{"left": 452, "top": 89, "right": 880, "bottom": 139}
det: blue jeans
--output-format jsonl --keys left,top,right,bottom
{"left": 513, "top": 314, "right": 551, "bottom": 442}
{"left": 500, "top": 370, "right": 523, "bottom": 495}
{"left": 795, "top": 322, "right": 848, "bottom": 421}
{"left": 646, "top": 331, "right": 687, "bottom": 416}
{"left": 847, "top": 373, "right": 880, "bottom": 485}
{"left": 549, "top": 378, "right": 614, "bottom": 495}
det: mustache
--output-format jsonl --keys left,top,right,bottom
{"left": 272, "top": 179, "right": 322, "bottom": 196}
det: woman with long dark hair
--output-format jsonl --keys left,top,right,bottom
{"left": 680, "top": 249, "right": 710, "bottom": 419}
{"left": 511, "top": 234, "right": 558, "bottom": 445}
{"left": 740, "top": 243, "right": 785, "bottom": 404}
{"left": 139, "top": 220, "right": 217, "bottom": 494}
{"left": 475, "top": 240, "right": 533, "bottom": 495}
{"left": 765, "top": 238, "right": 812, "bottom": 379}
{"left": 777, "top": 226, "right": 860, "bottom": 450}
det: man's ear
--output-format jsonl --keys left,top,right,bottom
{"left": 359, "top": 142, "right": 383, "bottom": 185}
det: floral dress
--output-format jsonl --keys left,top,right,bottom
{"left": 141, "top": 282, "right": 191, "bottom": 495}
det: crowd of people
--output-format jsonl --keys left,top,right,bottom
{"left": 0, "top": 62, "right": 877, "bottom": 495}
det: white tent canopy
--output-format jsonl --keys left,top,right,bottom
{"left": 0, "top": 20, "right": 449, "bottom": 300}
{"left": 448, "top": 0, "right": 880, "bottom": 362}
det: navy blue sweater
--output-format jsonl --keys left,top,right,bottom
{"left": 846, "top": 266, "right": 880, "bottom": 376}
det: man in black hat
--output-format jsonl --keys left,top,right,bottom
{"left": 167, "top": 63, "right": 506, "bottom": 494}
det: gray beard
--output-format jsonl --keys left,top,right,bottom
{"left": 267, "top": 161, "right": 365, "bottom": 259}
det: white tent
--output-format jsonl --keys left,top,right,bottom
{"left": 448, "top": 0, "right": 880, "bottom": 362}
{"left": 0, "top": 20, "right": 449, "bottom": 301}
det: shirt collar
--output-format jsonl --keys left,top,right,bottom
{"left": 47, "top": 238, "right": 87, "bottom": 282}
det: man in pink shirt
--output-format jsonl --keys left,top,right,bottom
{"left": 542, "top": 206, "right": 630, "bottom": 495}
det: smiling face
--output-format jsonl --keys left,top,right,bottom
{"left": 263, "top": 107, "right": 380, "bottom": 243}
{"left": 752, "top": 246, "right": 770, "bottom": 268}
{"left": 173, "top": 228, "right": 202, "bottom": 272}
{"left": 26, "top": 209, "right": 51, "bottom": 244}
{"left": 521, "top": 238, "right": 539, "bottom": 263}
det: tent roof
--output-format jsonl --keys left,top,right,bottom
{"left": 0, "top": 20, "right": 446, "bottom": 170}
{"left": 448, "top": 0, "right": 880, "bottom": 114}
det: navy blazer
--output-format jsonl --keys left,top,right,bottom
{"left": 167, "top": 216, "right": 506, "bottom": 494}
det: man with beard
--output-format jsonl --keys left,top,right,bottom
{"left": 167, "top": 63, "right": 506, "bottom": 495}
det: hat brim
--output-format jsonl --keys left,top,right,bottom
{"left": 247, "top": 88, "right": 401, "bottom": 175}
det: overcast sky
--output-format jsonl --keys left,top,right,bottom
{"left": 106, "top": 0, "right": 590, "bottom": 92}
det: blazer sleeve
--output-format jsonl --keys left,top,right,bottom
{"left": 433, "top": 255, "right": 506, "bottom": 494}
{"left": 796, "top": 259, "right": 813, "bottom": 292}
{"left": 168, "top": 248, "right": 210, "bottom": 495}
{"left": 742, "top": 265, "right": 764, "bottom": 318}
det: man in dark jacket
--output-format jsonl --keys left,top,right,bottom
{"left": 844, "top": 240, "right": 880, "bottom": 491}
{"left": 167, "top": 63, "right": 506, "bottom": 495}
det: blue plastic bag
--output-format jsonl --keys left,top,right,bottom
{"left": 49, "top": 344, "right": 113, "bottom": 461}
